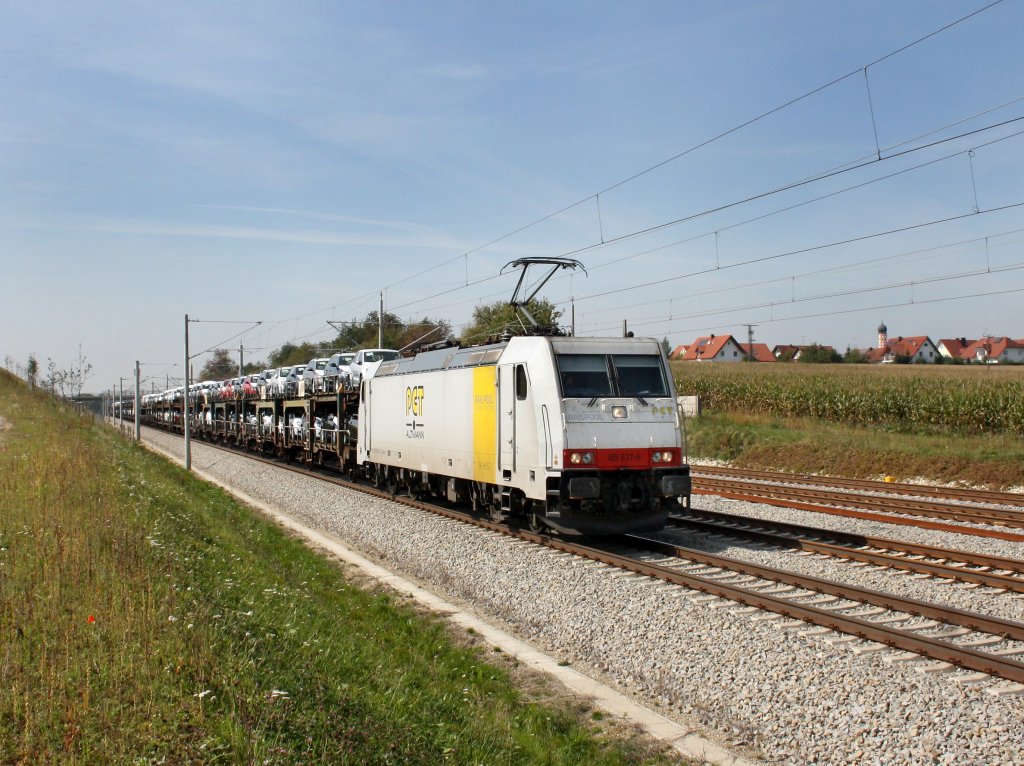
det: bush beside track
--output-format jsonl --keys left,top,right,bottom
{"left": 0, "top": 370, "right": 684, "bottom": 766}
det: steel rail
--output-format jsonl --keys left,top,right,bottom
{"left": 561, "top": 535, "right": 1024, "bottom": 683}
{"left": 692, "top": 484, "right": 1024, "bottom": 543}
{"left": 694, "top": 477, "right": 1024, "bottom": 527}
{"left": 668, "top": 511, "right": 1024, "bottom": 592}
{"left": 692, "top": 465, "right": 1024, "bottom": 507}
{"left": 616, "top": 535, "right": 1024, "bottom": 642}
{"left": 672, "top": 509, "right": 1024, "bottom": 573}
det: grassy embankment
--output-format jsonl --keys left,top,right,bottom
{"left": 0, "top": 371, "right": 684, "bottom": 765}
{"left": 673, "top": 362, "right": 1024, "bottom": 488}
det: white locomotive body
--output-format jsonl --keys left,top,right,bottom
{"left": 358, "top": 335, "right": 690, "bottom": 535}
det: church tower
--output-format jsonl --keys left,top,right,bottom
{"left": 877, "top": 321, "right": 888, "bottom": 350}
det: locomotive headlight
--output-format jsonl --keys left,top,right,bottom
{"left": 660, "top": 450, "right": 675, "bottom": 464}
{"left": 582, "top": 451, "right": 594, "bottom": 464}
{"left": 652, "top": 451, "right": 662, "bottom": 463}
{"left": 611, "top": 405, "right": 627, "bottom": 419}
{"left": 570, "top": 452, "right": 581, "bottom": 464}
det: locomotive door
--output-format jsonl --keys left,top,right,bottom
{"left": 498, "top": 364, "right": 515, "bottom": 476}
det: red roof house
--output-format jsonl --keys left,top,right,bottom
{"left": 864, "top": 336, "right": 939, "bottom": 364}
{"left": 679, "top": 335, "right": 745, "bottom": 362}
{"left": 738, "top": 343, "right": 776, "bottom": 362}
{"left": 961, "top": 337, "right": 1024, "bottom": 364}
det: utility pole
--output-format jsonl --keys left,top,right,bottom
{"left": 238, "top": 343, "right": 264, "bottom": 376}
{"left": 570, "top": 297, "right": 575, "bottom": 337}
{"left": 184, "top": 314, "right": 191, "bottom": 471}
{"left": 378, "top": 291, "right": 384, "bottom": 348}
{"left": 134, "top": 361, "right": 141, "bottom": 441}
{"left": 118, "top": 377, "right": 126, "bottom": 428}
{"left": 743, "top": 324, "right": 758, "bottom": 362}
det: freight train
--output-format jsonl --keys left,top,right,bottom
{"left": 142, "top": 332, "right": 690, "bottom": 535}
{"left": 142, "top": 259, "right": 690, "bottom": 534}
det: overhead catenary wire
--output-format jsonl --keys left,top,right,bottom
{"left": 573, "top": 200, "right": 1024, "bottom": 304}
{"left": 187, "top": 321, "right": 262, "bottom": 361}
{"left": 359, "top": 0, "right": 1008, "bottom": 298}
{"left": 580, "top": 259, "right": 1024, "bottom": 335}
{"left": 389, "top": 115, "right": 1024, "bottom": 319}
{"left": 178, "top": 1, "right": 1018, "bottom": 363}
{"left": 649, "top": 284, "right": 1024, "bottom": 344}
{"left": 577, "top": 227, "right": 1024, "bottom": 320}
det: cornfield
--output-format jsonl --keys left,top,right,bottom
{"left": 673, "top": 362, "right": 1024, "bottom": 435}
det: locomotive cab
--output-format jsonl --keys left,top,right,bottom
{"left": 357, "top": 334, "right": 690, "bottom": 536}
{"left": 545, "top": 339, "right": 690, "bottom": 534}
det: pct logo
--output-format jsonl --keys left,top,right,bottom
{"left": 405, "top": 385, "right": 425, "bottom": 439}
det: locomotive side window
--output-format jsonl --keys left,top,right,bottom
{"left": 515, "top": 364, "right": 528, "bottom": 400}
{"left": 611, "top": 355, "right": 669, "bottom": 397}
{"left": 556, "top": 354, "right": 613, "bottom": 397}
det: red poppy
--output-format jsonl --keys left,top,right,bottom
{"left": 87, "top": 615, "right": 96, "bottom": 624}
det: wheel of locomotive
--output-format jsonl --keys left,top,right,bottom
{"left": 371, "top": 464, "right": 385, "bottom": 489}
{"left": 489, "top": 503, "right": 506, "bottom": 524}
{"left": 526, "top": 511, "right": 544, "bottom": 533}
{"left": 386, "top": 468, "right": 400, "bottom": 498}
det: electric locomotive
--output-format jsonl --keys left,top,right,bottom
{"left": 357, "top": 333, "right": 690, "bottom": 535}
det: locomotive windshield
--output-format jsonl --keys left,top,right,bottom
{"left": 557, "top": 353, "right": 669, "bottom": 398}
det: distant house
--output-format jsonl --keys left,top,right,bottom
{"left": 937, "top": 338, "right": 972, "bottom": 359}
{"left": 679, "top": 335, "right": 745, "bottom": 362}
{"left": 864, "top": 336, "right": 940, "bottom": 364}
{"left": 773, "top": 344, "right": 799, "bottom": 362}
{"left": 772, "top": 344, "right": 836, "bottom": 362}
{"left": 738, "top": 343, "right": 776, "bottom": 362}
{"left": 961, "top": 337, "right": 1024, "bottom": 364}
{"left": 669, "top": 344, "right": 690, "bottom": 360}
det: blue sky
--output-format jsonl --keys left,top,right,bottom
{"left": 2, "top": 0, "right": 1023, "bottom": 391}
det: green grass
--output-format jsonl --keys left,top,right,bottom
{"left": 0, "top": 371, "right": 685, "bottom": 765}
{"left": 685, "top": 411, "right": 1024, "bottom": 488}
{"left": 673, "top": 362, "right": 1024, "bottom": 486}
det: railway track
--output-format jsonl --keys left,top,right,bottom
{"left": 143, "top": 425, "right": 1024, "bottom": 685}
{"left": 691, "top": 473, "right": 1024, "bottom": 541}
{"left": 669, "top": 508, "right": 1024, "bottom": 593}
{"left": 605, "top": 534, "right": 1024, "bottom": 684}
{"left": 692, "top": 465, "right": 1024, "bottom": 506}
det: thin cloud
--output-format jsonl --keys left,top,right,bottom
{"left": 42, "top": 216, "right": 472, "bottom": 251}
{"left": 199, "top": 205, "right": 452, "bottom": 237}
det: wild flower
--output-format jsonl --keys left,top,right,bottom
{"left": 87, "top": 615, "right": 96, "bottom": 624}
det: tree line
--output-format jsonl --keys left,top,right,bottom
{"left": 197, "top": 298, "right": 566, "bottom": 381}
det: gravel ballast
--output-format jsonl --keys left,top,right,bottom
{"left": 141, "top": 429, "right": 1024, "bottom": 765}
